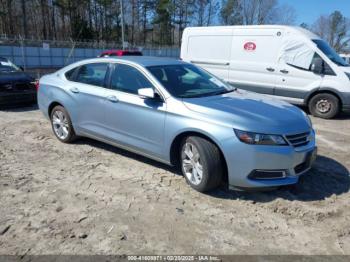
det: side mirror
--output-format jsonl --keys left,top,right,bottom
{"left": 138, "top": 88, "right": 155, "bottom": 99}
{"left": 311, "top": 57, "right": 323, "bottom": 74}
{"left": 19, "top": 66, "right": 24, "bottom": 71}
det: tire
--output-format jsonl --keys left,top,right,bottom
{"left": 308, "top": 93, "right": 340, "bottom": 119}
{"left": 180, "top": 136, "right": 223, "bottom": 192}
{"left": 50, "top": 105, "right": 77, "bottom": 143}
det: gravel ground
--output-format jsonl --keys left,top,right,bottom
{"left": 0, "top": 106, "right": 349, "bottom": 255}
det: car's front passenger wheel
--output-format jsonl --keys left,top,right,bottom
{"left": 180, "top": 136, "right": 223, "bottom": 192}
{"left": 50, "top": 105, "right": 76, "bottom": 143}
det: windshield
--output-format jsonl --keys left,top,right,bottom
{"left": 312, "top": 39, "right": 349, "bottom": 67}
{"left": 147, "top": 64, "right": 234, "bottom": 98}
{"left": 0, "top": 59, "right": 21, "bottom": 73}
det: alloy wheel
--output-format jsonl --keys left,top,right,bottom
{"left": 52, "top": 110, "right": 70, "bottom": 140}
{"left": 181, "top": 142, "right": 203, "bottom": 185}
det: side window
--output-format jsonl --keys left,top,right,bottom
{"left": 280, "top": 40, "right": 314, "bottom": 70}
{"left": 110, "top": 64, "right": 153, "bottom": 94}
{"left": 75, "top": 63, "right": 108, "bottom": 87}
{"left": 65, "top": 67, "right": 78, "bottom": 80}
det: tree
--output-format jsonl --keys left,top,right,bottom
{"left": 220, "top": 0, "right": 295, "bottom": 26}
{"left": 220, "top": 0, "right": 242, "bottom": 25}
{"left": 313, "top": 11, "right": 350, "bottom": 52}
{"left": 195, "top": 0, "right": 219, "bottom": 26}
{"left": 153, "top": 0, "right": 173, "bottom": 45}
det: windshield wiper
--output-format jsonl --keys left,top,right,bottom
{"left": 180, "top": 88, "right": 236, "bottom": 98}
{"left": 206, "top": 88, "right": 236, "bottom": 96}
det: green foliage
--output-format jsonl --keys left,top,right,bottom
{"left": 220, "top": 0, "right": 242, "bottom": 25}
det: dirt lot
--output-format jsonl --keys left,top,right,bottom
{"left": 0, "top": 106, "right": 349, "bottom": 255}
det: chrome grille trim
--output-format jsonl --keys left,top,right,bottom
{"left": 285, "top": 131, "right": 310, "bottom": 147}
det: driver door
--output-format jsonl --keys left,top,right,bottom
{"left": 274, "top": 41, "right": 323, "bottom": 102}
{"left": 103, "top": 63, "right": 167, "bottom": 158}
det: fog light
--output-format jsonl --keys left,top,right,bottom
{"left": 248, "top": 170, "right": 287, "bottom": 180}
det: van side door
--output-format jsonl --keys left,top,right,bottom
{"left": 228, "top": 28, "right": 283, "bottom": 95}
{"left": 184, "top": 28, "right": 233, "bottom": 81}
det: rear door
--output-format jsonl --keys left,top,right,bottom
{"left": 185, "top": 28, "right": 233, "bottom": 81}
{"left": 229, "top": 28, "right": 283, "bottom": 95}
{"left": 69, "top": 62, "right": 110, "bottom": 135}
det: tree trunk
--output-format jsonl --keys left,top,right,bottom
{"left": 20, "top": 0, "right": 28, "bottom": 38}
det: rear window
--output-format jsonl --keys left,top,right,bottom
{"left": 65, "top": 67, "right": 78, "bottom": 80}
{"left": 72, "top": 63, "right": 109, "bottom": 87}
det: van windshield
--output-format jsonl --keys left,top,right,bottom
{"left": 147, "top": 64, "right": 235, "bottom": 98}
{"left": 312, "top": 39, "right": 349, "bottom": 67}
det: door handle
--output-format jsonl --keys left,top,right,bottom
{"left": 106, "top": 95, "right": 119, "bottom": 103}
{"left": 280, "top": 69, "right": 289, "bottom": 74}
{"left": 266, "top": 67, "right": 275, "bottom": 72}
{"left": 70, "top": 87, "right": 79, "bottom": 93}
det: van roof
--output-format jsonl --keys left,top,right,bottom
{"left": 183, "top": 25, "right": 321, "bottom": 40}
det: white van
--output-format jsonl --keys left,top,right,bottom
{"left": 340, "top": 54, "right": 350, "bottom": 64}
{"left": 180, "top": 25, "right": 350, "bottom": 119}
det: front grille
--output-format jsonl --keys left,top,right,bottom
{"left": 285, "top": 131, "right": 310, "bottom": 147}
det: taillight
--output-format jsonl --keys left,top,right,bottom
{"left": 35, "top": 80, "right": 40, "bottom": 91}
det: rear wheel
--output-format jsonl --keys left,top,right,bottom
{"left": 50, "top": 105, "right": 76, "bottom": 143}
{"left": 308, "top": 93, "right": 340, "bottom": 119}
{"left": 180, "top": 136, "right": 223, "bottom": 192}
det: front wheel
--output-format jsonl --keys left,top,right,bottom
{"left": 180, "top": 136, "right": 223, "bottom": 192}
{"left": 308, "top": 93, "right": 340, "bottom": 119}
{"left": 50, "top": 105, "right": 77, "bottom": 143}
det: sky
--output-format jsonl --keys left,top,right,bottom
{"left": 279, "top": 0, "right": 350, "bottom": 25}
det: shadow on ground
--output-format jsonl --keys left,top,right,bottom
{"left": 75, "top": 136, "right": 350, "bottom": 203}
{"left": 76, "top": 137, "right": 179, "bottom": 174}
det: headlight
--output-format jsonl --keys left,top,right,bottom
{"left": 345, "top": 72, "right": 350, "bottom": 81}
{"left": 234, "top": 129, "right": 288, "bottom": 146}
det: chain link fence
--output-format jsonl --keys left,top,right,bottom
{"left": 0, "top": 36, "right": 180, "bottom": 73}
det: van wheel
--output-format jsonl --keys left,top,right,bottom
{"left": 50, "top": 105, "right": 77, "bottom": 143}
{"left": 308, "top": 93, "right": 340, "bottom": 119}
{"left": 180, "top": 136, "right": 223, "bottom": 192}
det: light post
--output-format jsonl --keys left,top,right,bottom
{"left": 120, "top": 0, "right": 125, "bottom": 50}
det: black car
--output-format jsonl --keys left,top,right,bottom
{"left": 0, "top": 57, "right": 37, "bottom": 107}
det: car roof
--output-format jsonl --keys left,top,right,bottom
{"left": 59, "top": 56, "right": 188, "bottom": 75}
{"left": 112, "top": 56, "right": 185, "bottom": 66}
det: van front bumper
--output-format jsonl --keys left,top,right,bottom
{"left": 221, "top": 131, "right": 317, "bottom": 190}
{"left": 341, "top": 92, "right": 350, "bottom": 113}
{"left": 343, "top": 105, "right": 350, "bottom": 113}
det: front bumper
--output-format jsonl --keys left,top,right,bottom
{"left": 341, "top": 92, "right": 350, "bottom": 113}
{"left": 221, "top": 130, "right": 317, "bottom": 190}
{"left": 0, "top": 91, "right": 37, "bottom": 106}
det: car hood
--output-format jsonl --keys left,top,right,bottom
{"left": 0, "top": 71, "right": 34, "bottom": 85}
{"left": 182, "top": 90, "right": 311, "bottom": 134}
